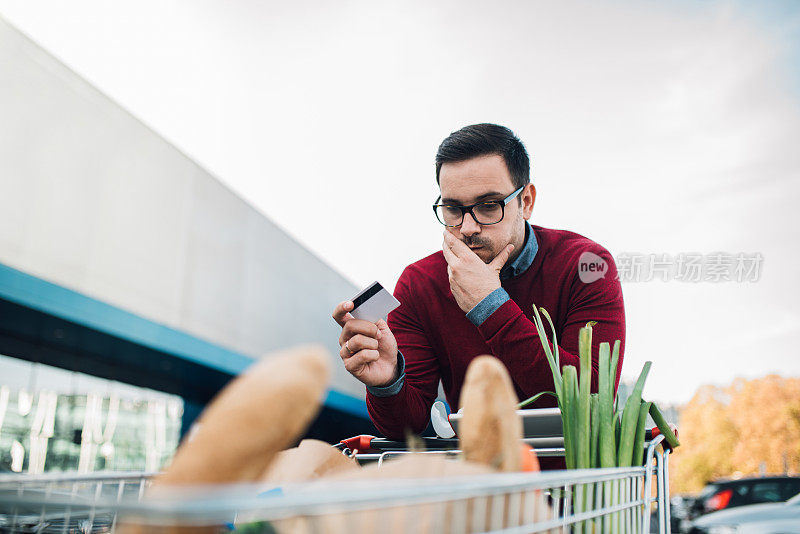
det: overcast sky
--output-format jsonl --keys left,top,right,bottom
{"left": 1, "top": 0, "right": 798, "bottom": 405}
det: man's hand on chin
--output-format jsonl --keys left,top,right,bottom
{"left": 442, "top": 231, "right": 514, "bottom": 314}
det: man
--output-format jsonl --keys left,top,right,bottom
{"left": 332, "top": 123, "right": 625, "bottom": 440}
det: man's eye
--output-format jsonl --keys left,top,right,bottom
{"left": 475, "top": 203, "right": 502, "bottom": 216}
{"left": 443, "top": 206, "right": 462, "bottom": 217}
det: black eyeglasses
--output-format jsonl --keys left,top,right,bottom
{"left": 432, "top": 186, "right": 524, "bottom": 227}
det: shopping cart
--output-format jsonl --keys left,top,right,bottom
{"left": 0, "top": 471, "right": 154, "bottom": 533}
{"left": 0, "top": 431, "right": 673, "bottom": 533}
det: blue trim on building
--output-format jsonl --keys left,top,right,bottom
{"left": 325, "top": 389, "right": 369, "bottom": 419}
{"left": 0, "top": 262, "right": 368, "bottom": 418}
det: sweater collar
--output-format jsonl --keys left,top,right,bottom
{"left": 500, "top": 222, "right": 538, "bottom": 280}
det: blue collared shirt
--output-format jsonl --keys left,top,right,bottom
{"left": 367, "top": 223, "right": 538, "bottom": 398}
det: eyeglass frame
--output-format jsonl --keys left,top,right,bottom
{"left": 432, "top": 185, "right": 525, "bottom": 227}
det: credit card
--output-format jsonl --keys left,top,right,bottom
{"left": 350, "top": 281, "right": 401, "bottom": 323}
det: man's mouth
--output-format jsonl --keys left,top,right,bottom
{"left": 463, "top": 239, "right": 487, "bottom": 251}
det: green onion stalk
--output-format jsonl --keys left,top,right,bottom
{"left": 522, "top": 305, "right": 679, "bottom": 532}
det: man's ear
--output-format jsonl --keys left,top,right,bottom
{"left": 521, "top": 184, "right": 536, "bottom": 220}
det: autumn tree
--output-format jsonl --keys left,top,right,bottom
{"left": 671, "top": 384, "right": 737, "bottom": 494}
{"left": 727, "top": 376, "right": 800, "bottom": 474}
{"left": 670, "top": 375, "right": 800, "bottom": 494}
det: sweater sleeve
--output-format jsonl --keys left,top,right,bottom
{"left": 478, "top": 247, "right": 625, "bottom": 399}
{"left": 366, "top": 267, "right": 440, "bottom": 439}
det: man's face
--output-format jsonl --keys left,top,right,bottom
{"left": 439, "top": 154, "right": 535, "bottom": 264}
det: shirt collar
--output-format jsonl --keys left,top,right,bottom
{"left": 500, "top": 222, "right": 538, "bottom": 280}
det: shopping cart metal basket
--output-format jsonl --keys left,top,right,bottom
{"left": 0, "top": 431, "right": 672, "bottom": 533}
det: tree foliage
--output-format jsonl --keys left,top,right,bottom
{"left": 671, "top": 375, "right": 800, "bottom": 494}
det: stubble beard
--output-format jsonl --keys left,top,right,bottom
{"left": 461, "top": 217, "right": 525, "bottom": 264}
{"left": 461, "top": 235, "right": 494, "bottom": 263}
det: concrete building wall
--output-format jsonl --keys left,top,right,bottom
{"left": 0, "top": 17, "right": 364, "bottom": 401}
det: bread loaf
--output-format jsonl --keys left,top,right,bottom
{"left": 260, "top": 439, "right": 359, "bottom": 484}
{"left": 272, "top": 454, "right": 552, "bottom": 534}
{"left": 157, "top": 344, "right": 331, "bottom": 486}
{"left": 458, "top": 355, "right": 523, "bottom": 472}
{"left": 119, "top": 344, "right": 331, "bottom": 533}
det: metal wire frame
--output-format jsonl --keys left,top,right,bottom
{"left": 0, "top": 436, "right": 671, "bottom": 533}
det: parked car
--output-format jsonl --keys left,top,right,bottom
{"left": 688, "top": 492, "right": 800, "bottom": 533}
{"left": 678, "top": 475, "right": 800, "bottom": 532}
{"left": 670, "top": 494, "right": 698, "bottom": 532}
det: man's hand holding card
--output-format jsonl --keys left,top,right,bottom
{"left": 332, "top": 282, "right": 402, "bottom": 388}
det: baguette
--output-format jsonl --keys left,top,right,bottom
{"left": 272, "top": 454, "right": 495, "bottom": 534}
{"left": 271, "top": 454, "right": 552, "bottom": 534}
{"left": 260, "top": 439, "right": 359, "bottom": 484}
{"left": 157, "top": 344, "right": 331, "bottom": 485}
{"left": 119, "top": 344, "right": 331, "bottom": 533}
{"left": 458, "top": 355, "right": 523, "bottom": 472}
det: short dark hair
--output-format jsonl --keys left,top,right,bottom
{"left": 435, "top": 123, "right": 530, "bottom": 190}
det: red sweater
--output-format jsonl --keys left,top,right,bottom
{"left": 366, "top": 225, "right": 625, "bottom": 440}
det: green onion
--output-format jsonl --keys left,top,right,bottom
{"left": 527, "top": 304, "right": 677, "bottom": 484}
{"left": 617, "top": 361, "right": 651, "bottom": 467}
{"left": 633, "top": 401, "right": 652, "bottom": 467}
{"left": 562, "top": 365, "right": 579, "bottom": 470}
{"left": 577, "top": 325, "right": 593, "bottom": 469}
{"left": 610, "top": 339, "right": 621, "bottom": 395}
{"left": 531, "top": 306, "right": 562, "bottom": 400}
{"left": 540, "top": 308, "right": 562, "bottom": 369}
{"left": 649, "top": 402, "right": 680, "bottom": 448}
{"left": 517, "top": 390, "right": 555, "bottom": 409}
{"left": 598, "top": 342, "right": 616, "bottom": 468}
{"left": 590, "top": 394, "right": 600, "bottom": 467}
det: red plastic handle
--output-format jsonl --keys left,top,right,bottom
{"left": 339, "top": 435, "right": 377, "bottom": 452}
{"left": 650, "top": 424, "right": 679, "bottom": 451}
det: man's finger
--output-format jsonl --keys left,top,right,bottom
{"left": 448, "top": 233, "right": 475, "bottom": 256}
{"left": 339, "top": 344, "right": 353, "bottom": 361}
{"left": 339, "top": 319, "right": 380, "bottom": 346}
{"left": 442, "top": 238, "right": 459, "bottom": 266}
{"left": 332, "top": 301, "right": 354, "bottom": 327}
{"left": 342, "top": 350, "right": 380, "bottom": 373}
{"left": 444, "top": 231, "right": 476, "bottom": 258}
{"left": 442, "top": 231, "right": 464, "bottom": 260}
{"left": 489, "top": 244, "right": 515, "bottom": 271}
{"left": 348, "top": 334, "right": 379, "bottom": 353}
{"left": 445, "top": 232, "right": 483, "bottom": 263}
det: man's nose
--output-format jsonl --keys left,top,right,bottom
{"left": 459, "top": 211, "right": 482, "bottom": 237}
